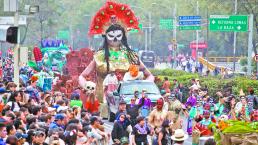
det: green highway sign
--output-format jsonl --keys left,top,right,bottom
{"left": 159, "top": 19, "right": 174, "bottom": 30}
{"left": 179, "top": 26, "right": 201, "bottom": 30}
{"left": 209, "top": 15, "right": 248, "bottom": 32}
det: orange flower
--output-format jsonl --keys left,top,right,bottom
{"left": 218, "top": 121, "right": 229, "bottom": 131}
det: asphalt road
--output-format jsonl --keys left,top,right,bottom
{"left": 103, "top": 115, "right": 193, "bottom": 145}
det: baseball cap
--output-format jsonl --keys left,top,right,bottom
{"left": 57, "top": 106, "right": 68, "bottom": 113}
{"left": 119, "top": 100, "right": 126, "bottom": 105}
{"left": 15, "top": 132, "right": 28, "bottom": 139}
{"left": 55, "top": 114, "right": 65, "bottom": 120}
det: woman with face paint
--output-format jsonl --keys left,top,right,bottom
{"left": 78, "top": 2, "right": 154, "bottom": 117}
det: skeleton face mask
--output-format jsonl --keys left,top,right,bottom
{"left": 106, "top": 30, "right": 123, "bottom": 47}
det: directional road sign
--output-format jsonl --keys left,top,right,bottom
{"left": 209, "top": 15, "right": 248, "bottom": 32}
{"left": 179, "top": 15, "right": 201, "bottom": 30}
{"left": 179, "top": 26, "right": 201, "bottom": 30}
{"left": 179, "top": 16, "right": 201, "bottom": 20}
{"left": 159, "top": 19, "right": 174, "bottom": 30}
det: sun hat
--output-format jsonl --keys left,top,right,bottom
{"left": 171, "top": 129, "right": 188, "bottom": 141}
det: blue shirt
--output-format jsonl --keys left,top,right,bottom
{"left": 0, "top": 138, "right": 6, "bottom": 145}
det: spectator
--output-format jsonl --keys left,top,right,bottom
{"left": 162, "top": 77, "right": 171, "bottom": 93}
{"left": 6, "top": 135, "right": 18, "bottom": 145}
{"left": 111, "top": 113, "right": 129, "bottom": 145}
{"left": 126, "top": 97, "right": 139, "bottom": 127}
{"left": 204, "top": 138, "right": 216, "bottom": 145}
{"left": 132, "top": 116, "right": 151, "bottom": 145}
{"left": 0, "top": 123, "right": 7, "bottom": 145}
{"left": 171, "top": 129, "right": 188, "bottom": 145}
{"left": 115, "top": 100, "right": 127, "bottom": 119}
{"left": 49, "top": 114, "right": 66, "bottom": 130}
{"left": 4, "top": 91, "right": 22, "bottom": 112}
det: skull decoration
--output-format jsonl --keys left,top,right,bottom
{"left": 84, "top": 81, "right": 96, "bottom": 94}
{"left": 106, "top": 30, "right": 123, "bottom": 47}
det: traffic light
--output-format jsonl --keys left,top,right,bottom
{"left": 6, "top": 26, "right": 18, "bottom": 44}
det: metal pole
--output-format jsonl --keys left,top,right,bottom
{"left": 206, "top": 7, "right": 209, "bottom": 70}
{"left": 233, "top": 0, "right": 237, "bottom": 73}
{"left": 14, "top": 6, "right": 20, "bottom": 89}
{"left": 173, "top": 3, "right": 177, "bottom": 69}
{"left": 149, "top": 12, "right": 151, "bottom": 51}
{"left": 196, "top": 1, "right": 199, "bottom": 63}
{"left": 145, "top": 29, "right": 147, "bottom": 51}
{"left": 247, "top": 14, "right": 253, "bottom": 76}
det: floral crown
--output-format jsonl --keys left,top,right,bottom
{"left": 88, "top": 0, "right": 140, "bottom": 36}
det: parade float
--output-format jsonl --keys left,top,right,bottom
{"left": 76, "top": 1, "right": 154, "bottom": 116}
{"left": 28, "top": 39, "right": 70, "bottom": 92}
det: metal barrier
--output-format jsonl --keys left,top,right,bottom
{"left": 207, "top": 57, "right": 242, "bottom": 62}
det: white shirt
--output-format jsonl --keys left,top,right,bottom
{"left": 6, "top": 101, "right": 20, "bottom": 112}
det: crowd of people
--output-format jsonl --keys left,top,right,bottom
{"left": 110, "top": 77, "right": 257, "bottom": 145}
{"left": 0, "top": 78, "right": 112, "bottom": 145}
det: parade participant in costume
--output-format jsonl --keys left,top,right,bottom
{"left": 26, "top": 76, "right": 40, "bottom": 103}
{"left": 167, "top": 94, "right": 183, "bottom": 135}
{"left": 235, "top": 89, "right": 250, "bottom": 121}
{"left": 247, "top": 88, "right": 257, "bottom": 112}
{"left": 162, "top": 77, "right": 171, "bottom": 93}
{"left": 214, "top": 91, "right": 225, "bottom": 117}
{"left": 148, "top": 98, "right": 168, "bottom": 130}
{"left": 123, "top": 65, "right": 144, "bottom": 81}
{"left": 138, "top": 89, "right": 152, "bottom": 118}
{"left": 103, "top": 71, "right": 118, "bottom": 104}
{"left": 222, "top": 94, "right": 237, "bottom": 120}
{"left": 250, "top": 109, "right": 258, "bottom": 122}
{"left": 187, "top": 96, "right": 203, "bottom": 135}
{"left": 78, "top": 1, "right": 154, "bottom": 117}
{"left": 85, "top": 93, "right": 100, "bottom": 114}
{"left": 185, "top": 85, "right": 199, "bottom": 110}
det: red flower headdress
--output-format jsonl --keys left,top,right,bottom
{"left": 88, "top": 1, "right": 140, "bottom": 36}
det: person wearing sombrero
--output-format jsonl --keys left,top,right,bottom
{"left": 171, "top": 129, "right": 188, "bottom": 145}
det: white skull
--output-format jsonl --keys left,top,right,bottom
{"left": 106, "top": 30, "right": 123, "bottom": 41}
{"left": 84, "top": 81, "right": 96, "bottom": 94}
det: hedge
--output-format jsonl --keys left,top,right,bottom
{"left": 150, "top": 69, "right": 258, "bottom": 97}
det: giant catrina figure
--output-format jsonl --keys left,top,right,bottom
{"left": 79, "top": 1, "right": 154, "bottom": 103}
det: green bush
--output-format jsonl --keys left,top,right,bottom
{"left": 151, "top": 69, "right": 258, "bottom": 97}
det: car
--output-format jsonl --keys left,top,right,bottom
{"left": 106, "top": 80, "right": 162, "bottom": 122}
{"left": 138, "top": 50, "right": 155, "bottom": 68}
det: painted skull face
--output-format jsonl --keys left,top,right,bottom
{"left": 106, "top": 30, "right": 123, "bottom": 47}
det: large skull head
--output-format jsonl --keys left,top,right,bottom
{"left": 105, "top": 24, "right": 125, "bottom": 47}
{"left": 84, "top": 81, "right": 96, "bottom": 94}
